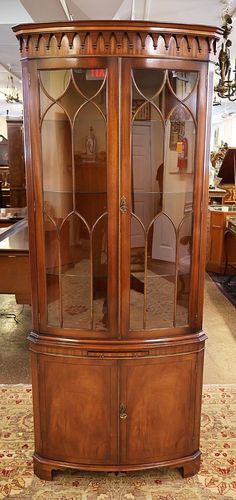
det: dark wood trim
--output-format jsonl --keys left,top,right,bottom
{"left": 21, "top": 60, "right": 39, "bottom": 329}
{"left": 107, "top": 57, "right": 119, "bottom": 336}
{"left": 13, "top": 21, "right": 222, "bottom": 62}
{"left": 31, "top": 352, "right": 43, "bottom": 455}
{"left": 28, "top": 331, "right": 207, "bottom": 352}
{"left": 12, "top": 20, "right": 223, "bottom": 34}
{"left": 27, "top": 60, "right": 47, "bottom": 330}
{"left": 197, "top": 64, "right": 215, "bottom": 324}
{"left": 189, "top": 63, "right": 211, "bottom": 329}
{"left": 120, "top": 58, "right": 132, "bottom": 336}
{"left": 188, "top": 63, "right": 208, "bottom": 327}
{"left": 32, "top": 436, "right": 201, "bottom": 480}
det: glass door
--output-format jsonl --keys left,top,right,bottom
{"left": 37, "top": 59, "right": 119, "bottom": 337}
{"left": 120, "top": 59, "right": 200, "bottom": 336}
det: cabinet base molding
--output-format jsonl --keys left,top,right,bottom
{"left": 33, "top": 451, "right": 201, "bottom": 481}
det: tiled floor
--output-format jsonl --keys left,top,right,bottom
{"left": 0, "top": 273, "right": 235, "bottom": 385}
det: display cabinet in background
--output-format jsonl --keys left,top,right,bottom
{"left": 13, "top": 20, "right": 221, "bottom": 480}
{"left": 0, "top": 134, "right": 10, "bottom": 207}
{"left": 218, "top": 148, "right": 236, "bottom": 205}
{"left": 6, "top": 117, "right": 26, "bottom": 207}
{"left": 207, "top": 206, "right": 236, "bottom": 274}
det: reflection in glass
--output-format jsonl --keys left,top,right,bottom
{"left": 159, "top": 83, "right": 178, "bottom": 121}
{"left": 168, "top": 71, "right": 198, "bottom": 100}
{"left": 130, "top": 216, "right": 145, "bottom": 330}
{"left": 59, "top": 79, "right": 85, "bottom": 120}
{"left": 133, "top": 69, "right": 165, "bottom": 100}
{"left": 176, "top": 214, "right": 193, "bottom": 326}
{"left": 39, "top": 90, "right": 53, "bottom": 119}
{"left": 44, "top": 215, "right": 60, "bottom": 327}
{"left": 74, "top": 102, "right": 106, "bottom": 170}
{"left": 39, "top": 68, "right": 108, "bottom": 331}
{"left": 146, "top": 215, "right": 176, "bottom": 329}
{"left": 73, "top": 68, "right": 106, "bottom": 99}
{"left": 132, "top": 107, "right": 164, "bottom": 228}
{"left": 60, "top": 214, "right": 91, "bottom": 329}
{"left": 130, "top": 67, "right": 197, "bottom": 331}
{"left": 92, "top": 214, "right": 108, "bottom": 330}
{"left": 74, "top": 102, "right": 107, "bottom": 226}
{"left": 41, "top": 104, "right": 73, "bottom": 220}
{"left": 166, "top": 104, "right": 195, "bottom": 178}
{"left": 40, "top": 70, "right": 70, "bottom": 100}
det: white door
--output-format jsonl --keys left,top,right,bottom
{"left": 151, "top": 122, "right": 177, "bottom": 263}
{"left": 152, "top": 213, "right": 176, "bottom": 262}
{"left": 131, "top": 123, "right": 153, "bottom": 247}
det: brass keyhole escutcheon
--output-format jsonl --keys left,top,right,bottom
{"left": 119, "top": 403, "right": 128, "bottom": 420}
{"left": 120, "top": 196, "right": 128, "bottom": 213}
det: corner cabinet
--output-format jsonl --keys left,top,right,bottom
{"left": 13, "top": 21, "right": 221, "bottom": 480}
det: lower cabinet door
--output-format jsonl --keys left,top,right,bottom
{"left": 38, "top": 356, "right": 118, "bottom": 465}
{"left": 119, "top": 353, "right": 203, "bottom": 465}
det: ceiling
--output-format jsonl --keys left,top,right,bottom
{"left": 1, "top": 0, "right": 236, "bottom": 118}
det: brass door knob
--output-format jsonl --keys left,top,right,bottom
{"left": 119, "top": 403, "right": 128, "bottom": 419}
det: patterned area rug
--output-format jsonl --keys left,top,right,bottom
{"left": 208, "top": 273, "right": 236, "bottom": 309}
{"left": 0, "top": 385, "right": 236, "bottom": 499}
{"left": 48, "top": 261, "right": 188, "bottom": 330}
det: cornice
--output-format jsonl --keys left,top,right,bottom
{"left": 12, "top": 21, "right": 222, "bottom": 61}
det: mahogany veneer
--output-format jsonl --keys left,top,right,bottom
{"left": 13, "top": 20, "right": 221, "bottom": 480}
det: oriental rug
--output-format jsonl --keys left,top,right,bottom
{"left": 0, "top": 385, "right": 236, "bottom": 499}
{"left": 208, "top": 273, "right": 236, "bottom": 309}
{"left": 48, "top": 263, "right": 188, "bottom": 330}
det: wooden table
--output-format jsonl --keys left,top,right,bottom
{"left": 209, "top": 187, "right": 226, "bottom": 206}
{"left": 0, "top": 217, "right": 30, "bottom": 304}
{"left": 1, "top": 187, "right": 10, "bottom": 207}
{"left": 0, "top": 207, "right": 27, "bottom": 227}
{"left": 206, "top": 205, "right": 236, "bottom": 274}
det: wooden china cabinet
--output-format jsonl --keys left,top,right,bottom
{"left": 13, "top": 21, "right": 221, "bottom": 480}
{"left": 7, "top": 117, "right": 26, "bottom": 207}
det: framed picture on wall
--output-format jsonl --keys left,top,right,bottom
{"left": 0, "top": 135, "right": 8, "bottom": 165}
{"left": 169, "top": 121, "right": 185, "bottom": 151}
{"left": 168, "top": 119, "right": 195, "bottom": 175}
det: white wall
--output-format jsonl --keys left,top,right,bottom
{"left": 0, "top": 117, "right": 7, "bottom": 138}
{"left": 211, "top": 115, "right": 236, "bottom": 151}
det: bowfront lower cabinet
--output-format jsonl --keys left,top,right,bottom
{"left": 13, "top": 20, "right": 221, "bottom": 480}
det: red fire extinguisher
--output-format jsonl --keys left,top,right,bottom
{"left": 177, "top": 136, "right": 188, "bottom": 171}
